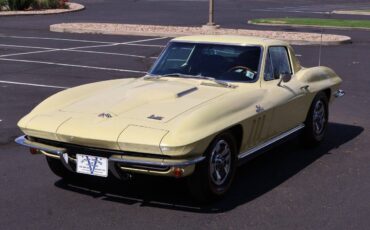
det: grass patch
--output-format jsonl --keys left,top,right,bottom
{"left": 250, "top": 18, "right": 370, "bottom": 29}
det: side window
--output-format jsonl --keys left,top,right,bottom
{"left": 264, "top": 47, "right": 292, "bottom": 81}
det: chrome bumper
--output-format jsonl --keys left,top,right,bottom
{"left": 15, "top": 135, "right": 205, "bottom": 178}
{"left": 334, "top": 89, "right": 345, "bottom": 98}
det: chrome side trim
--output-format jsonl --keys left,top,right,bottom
{"left": 109, "top": 156, "right": 206, "bottom": 167}
{"left": 334, "top": 89, "right": 345, "bottom": 98}
{"left": 238, "top": 124, "right": 305, "bottom": 160}
{"left": 15, "top": 135, "right": 66, "bottom": 155}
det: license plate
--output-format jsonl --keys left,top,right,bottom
{"left": 76, "top": 154, "right": 108, "bottom": 177}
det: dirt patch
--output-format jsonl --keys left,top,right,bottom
{"left": 50, "top": 23, "right": 351, "bottom": 45}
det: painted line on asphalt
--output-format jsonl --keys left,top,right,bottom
{"left": 66, "top": 37, "right": 167, "bottom": 50}
{"left": 0, "top": 35, "right": 114, "bottom": 44}
{"left": 0, "top": 58, "right": 148, "bottom": 73}
{"left": 123, "top": 43, "right": 165, "bottom": 48}
{"left": 0, "top": 46, "right": 149, "bottom": 59}
{"left": 0, "top": 49, "right": 60, "bottom": 58}
{"left": 0, "top": 35, "right": 168, "bottom": 46}
{"left": 0, "top": 80, "right": 68, "bottom": 89}
{"left": 0, "top": 37, "right": 166, "bottom": 58}
{"left": 0, "top": 46, "right": 152, "bottom": 59}
{"left": 0, "top": 44, "right": 54, "bottom": 50}
{"left": 67, "top": 49, "right": 146, "bottom": 58}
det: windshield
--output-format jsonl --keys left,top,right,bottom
{"left": 149, "top": 42, "right": 262, "bottom": 82}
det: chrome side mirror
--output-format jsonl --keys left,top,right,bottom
{"left": 277, "top": 73, "right": 292, "bottom": 86}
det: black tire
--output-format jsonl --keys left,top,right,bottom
{"left": 303, "top": 92, "right": 329, "bottom": 147}
{"left": 46, "top": 156, "right": 74, "bottom": 179}
{"left": 187, "top": 132, "right": 237, "bottom": 202}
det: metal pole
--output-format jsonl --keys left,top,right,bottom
{"left": 208, "top": 0, "right": 215, "bottom": 26}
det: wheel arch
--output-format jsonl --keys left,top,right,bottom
{"left": 323, "top": 88, "right": 331, "bottom": 101}
{"left": 225, "top": 124, "right": 243, "bottom": 153}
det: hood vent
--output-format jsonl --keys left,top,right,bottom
{"left": 176, "top": 87, "right": 198, "bottom": 98}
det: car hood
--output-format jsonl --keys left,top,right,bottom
{"left": 60, "top": 78, "right": 229, "bottom": 123}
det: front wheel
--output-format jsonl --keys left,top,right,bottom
{"left": 187, "top": 132, "right": 237, "bottom": 202}
{"left": 303, "top": 92, "right": 329, "bottom": 146}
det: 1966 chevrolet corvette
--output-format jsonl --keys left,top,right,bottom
{"left": 15, "top": 35, "right": 344, "bottom": 201}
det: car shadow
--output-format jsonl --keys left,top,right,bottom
{"left": 54, "top": 122, "right": 363, "bottom": 213}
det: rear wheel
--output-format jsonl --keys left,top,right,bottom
{"left": 46, "top": 156, "right": 73, "bottom": 179}
{"left": 303, "top": 92, "right": 329, "bottom": 146}
{"left": 187, "top": 132, "right": 237, "bottom": 202}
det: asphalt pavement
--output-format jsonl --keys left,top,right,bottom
{"left": 0, "top": 1, "right": 369, "bottom": 230}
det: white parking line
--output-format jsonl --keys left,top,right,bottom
{"left": 0, "top": 44, "right": 54, "bottom": 50}
{"left": 124, "top": 43, "right": 165, "bottom": 48}
{"left": 0, "top": 80, "right": 68, "bottom": 89}
{"left": 67, "top": 49, "right": 146, "bottom": 58}
{"left": 0, "top": 37, "right": 166, "bottom": 58}
{"left": 0, "top": 35, "right": 168, "bottom": 46}
{"left": 0, "top": 35, "right": 114, "bottom": 44}
{"left": 0, "top": 58, "right": 147, "bottom": 73}
{"left": 0, "top": 49, "right": 60, "bottom": 58}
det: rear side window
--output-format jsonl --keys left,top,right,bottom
{"left": 264, "top": 47, "right": 292, "bottom": 81}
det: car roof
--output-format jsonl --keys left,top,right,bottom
{"left": 171, "top": 35, "right": 289, "bottom": 47}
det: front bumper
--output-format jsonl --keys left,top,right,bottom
{"left": 15, "top": 135, "right": 205, "bottom": 178}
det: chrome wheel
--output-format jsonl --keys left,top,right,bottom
{"left": 313, "top": 100, "right": 326, "bottom": 135}
{"left": 209, "top": 140, "right": 231, "bottom": 186}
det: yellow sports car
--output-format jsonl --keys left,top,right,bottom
{"left": 15, "top": 35, "right": 344, "bottom": 201}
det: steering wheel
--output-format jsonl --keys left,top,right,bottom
{"left": 228, "top": 66, "right": 252, "bottom": 73}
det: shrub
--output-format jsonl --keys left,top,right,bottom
{"left": 32, "top": 0, "right": 67, "bottom": 9}
{"left": 3, "top": 0, "right": 67, "bottom": 10}
{"left": 0, "top": 0, "right": 8, "bottom": 7}
{"left": 8, "top": 0, "right": 33, "bottom": 10}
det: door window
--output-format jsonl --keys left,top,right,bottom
{"left": 264, "top": 47, "right": 292, "bottom": 81}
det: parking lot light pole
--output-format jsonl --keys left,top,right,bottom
{"left": 203, "top": 0, "right": 219, "bottom": 30}
{"left": 207, "top": 0, "right": 215, "bottom": 26}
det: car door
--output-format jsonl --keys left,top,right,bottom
{"left": 261, "top": 46, "right": 311, "bottom": 137}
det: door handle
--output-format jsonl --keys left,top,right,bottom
{"left": 300, "top": 85, "right": 309, "bottom": 91}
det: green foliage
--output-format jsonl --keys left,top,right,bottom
{"left": 3, "top": 0, "right": 66, "bottom": 10}
{"left": 250, "top": 18, "right": 370, "bottom": 29}
{"left": 8, "top": 0, "right": 33, "bottom": 10}
{"left": 32, "top": 0, "right": 64, "bottom": 9}
{"left": 0, "top": 0, "right": 8, "bottom": 7}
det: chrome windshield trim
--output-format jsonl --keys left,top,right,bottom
{"left": 148, "top": 41, "right": 264, "bottom": 84}
{"left": 15, "top": 135, "right": 66, "bottom": 155}
{"left": 238, "top": 124, "right": 305, "bottom": 160}
{"left": 109, "top": 155, "right": 206, "bottom": 167}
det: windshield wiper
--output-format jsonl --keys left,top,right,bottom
{"left": 194, "top": 75, "right": 237, "bottom": 88}
{"left": 144, "top": 73, "right": 236, "bottom": 88}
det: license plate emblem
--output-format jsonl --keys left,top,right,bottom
{"left": 76, "top": 154, "right": 108, "bottom": 177}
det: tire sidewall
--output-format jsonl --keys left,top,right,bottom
{"left": 305, "top": 92, "right": 329, "bottom": 143}
{"left": 204, "top": 132, "right": 237, "bottom": 196}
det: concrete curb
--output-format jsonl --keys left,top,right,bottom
{"left": 50, "top": 23, "right": 352, "bottom": 46}
{"left": 249, "top": 21, "right": 370, "bottom": 32}
{"left": 333, "top": 10, "right": 370, "bottom": 16}
{"left": 0, "top": 3, "right": 84, "bottom": 16}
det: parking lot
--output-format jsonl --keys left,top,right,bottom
{"left": 1, "top": 0, "right": 370, "bottom": 229}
